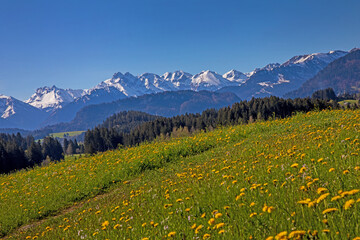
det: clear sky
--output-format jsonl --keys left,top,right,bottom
{"left": 1, "top": 0, "right": 359, "bottom": 100}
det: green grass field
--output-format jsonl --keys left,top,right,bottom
{"left": 1, "top": 109, "right": 359, "bottom": 239}
{"left": 49, "top": 131, "right": 85, "bottom": 138}
{"left": 338, "top": 100, "right": 358, "bottom": 106}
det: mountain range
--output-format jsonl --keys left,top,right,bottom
{"left": 1, "top": 49, "right": 358, "bottom": 131}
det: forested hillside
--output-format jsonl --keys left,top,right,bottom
{"left": 84, "top": 96, "right": 335, "bottom": 153}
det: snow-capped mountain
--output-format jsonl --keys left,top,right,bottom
{"left": 25, "top": 85, "right": 85, "bottom": 112}
{"left": 162, "top": 71, "right": 193, "bottom": 90}
{"left": 218, "top": 50, "right": 348, "bottom": 99}
{"left": 0, "top": 94, "right": 48, "bottom": 129}
{"left": 190, "top": 70, "right": 237, "bottom": 91}
{"left": 223, "top": 70, "right": 248, "bottom": 83}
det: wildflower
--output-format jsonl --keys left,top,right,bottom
{"left": 195, "top": 225, "right": 203, "bottom": 234}
{"left": 275, "top": 231, "right": 287, "bottom": 239}
{"left": 208, "top": 218, "right": 215, "bottom": 225}
{"left": 249, "top": 212, "right": 257, "bottom": 217}
{"left": 329, "top": 168, "right": 335, "bottom": 172}
{"left": 291, "top": 163, "right": 299, "bottom": 168}
{"left": 288, "top": 230, "right": 306, "bottom": 238}
{"left": 322, "top": 208, "right": 338, "bottom": 214}
{"left": 298, "top": 198, "right": 311, "bottom": 205}
{"left": 344, "top": 199, "right": 355, "bottom": 210}
{"left": 316, "top": 193, "right": 330, "bottom": 203}
{"left": 215, "top": 223, "right": 225, "bottom": 229}
{"left": 215, "top": 212, "right": 222, "bottom": 218}
{"left": 331, "top": 196, "right": 342, "bottom": 201}
{"left": 191, "top": 223, "right": 197, "bottom": 229}
{"left": 102, "top": 221, "right": 109, "bottom": 228}
{"left": 168, "top": 232, "right": 176, "bottom": 237}
{"left": 203, "top": 233, "right": 211, "bottom": 239}
{"left": 218, "top": 229, "right": 225, "bottom": 234}
{"left": 317, "top": 187, "right": 328, "bottom": 194}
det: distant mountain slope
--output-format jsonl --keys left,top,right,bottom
{"left": 41, "top": 90, "right": 240, "bottom": 132}
{"left": 42, "top": 87, "right": 127, "bottom": 126}
{"left": 0, "top": 95, "right": 48, "bottom": 129}
{"left": 25, "top": 86, "right": 85, "bottom": 112}
{"left": 285, "top": 48, "right": 360, "bottom": 98}
{"left": 218, "top": 50, "right": 347, "bottom": 100}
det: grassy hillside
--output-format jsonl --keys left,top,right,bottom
{"left": 49, "top": 131, "right": 85, "bottom": 138}
{"left": 1, "top": 110, "right": 360, "bottom": 239}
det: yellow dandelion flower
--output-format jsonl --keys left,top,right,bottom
{"left": 203, "top": 233, "right": 211, "bottom": 239}
{"left": 191, "top": 223, "right": 197, "bottom": 229}
{"left": 249, "top": 212, "right": 257, "bottom": 218}
{"left": 215, "top": 212, "right": 222, "bottom": 218}
{"left": 316, "top": 193, "right": 330, "bottom": 203}
{"left": 322, "top": 208, "right": 338, "bottom": 214}
{"left": 195, "top": 225, "right": 203, "bottom": 234}
{"left": 101, "top": 221, "right": 109, "bottom": 228}
{"left": 317, "top": 187, "right": 328, "bottom": 194}
{"left": 329, "top": 168, "right": 335, "bottom": 172}
{"left": 215, "top": 223, "right": 225, "bottom": 229}
{"left": 208, "top": 218, "right": 215, "bottom": 225}
{"left": 275, "top": 231, "right": 287, "bottom": 239}
{"left": 297, "top": 198, "right": 311, "bottom": 205}
{"left": 291, "top": 163, "right": 299, "bottom": 168}
{"left": 266, "top": 237, "right": 274, "bottom": 240}
{"left": 168, "top": 232, "right": 176, "bottom": 237}
{"left": 288, "top": 230, "right": 306, "bottom": 238}
{"left": 218, "top": 229, "right": 225, "bottom": 234}
{"left": 331, "top": 195, "right": 342, "bottom": 201}
{"left": 344, "top": 199, "right": 355, "bottom": 210}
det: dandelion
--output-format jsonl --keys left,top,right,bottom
{"left": 168, "top": 232, "right": 176, "bottom": 237}
{"left": 208, "top": 218, "right": 215, "bottom": 225}
{"left": 317, "top": 187, "right": 328, "bottom": 194}
{"left": 288, "top": 230, "right": 306, "bottom": 238}
{"left": 275, "top": 231, "right": 287, "bottom": 239}
{"left": 316, "top": 193, "right": 330, "bottom": 203}
{"left": 218, "top": 229, "right": 225, "bottom": 234}
{"left": 322, "top": 208, "right": 338, "bottom": 214}
{"left": 215, "top": 223, "right": 225, "bottom": 229}
{"left": 203, "top": 233, "right": 211, "bottom": 239}
{"left": 344, "top": 199, "right": 355, "bottom": 210}
{"left": 331, "top": 196, "right": 342, "bottom": 201}
{"left": 195, "top": 225, "right": 203, "bottom": 234}
{"left": 215, "top": 212, "right": 222, "bottom": 218}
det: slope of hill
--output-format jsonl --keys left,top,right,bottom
{"left": 1, "top": 109, "right": 359, "bottom": 239}
{"left": 218, "top": 50, "right": 347, "bottom": 99}
{"left": 285, "top": 48, "right": 360, "bottom": 98}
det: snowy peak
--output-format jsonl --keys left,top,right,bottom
{"left": 223, "top": 70, "right": 248, "bottom": 83}
{"left": 191, "top": 70, "right": 236, "bottom": 91}
{"left": 283, "top": 50, "right": 347, "bottom": 67}
{"left": 162, "top": 70, "right": 192, "bottom": 82}
{"left": 1, "top": 94, "right": 38, "bottom": 119}
{"left": 25, "top": 85, "right": 85, "bottom": 111}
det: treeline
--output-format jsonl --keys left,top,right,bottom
{"left": 63, "top": 139, "right": 84, "bottom": 155}
{"left": 0, "top": 134, "right": 63, "bottom": 174}
{"left": 84, "top": 96, "right": 336, "bottom": 154}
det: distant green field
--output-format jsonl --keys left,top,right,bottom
{"left": 338, "top": 99, "right": 358, "bottom": 105}
{"left": 49, "top": 131, "right": 85, "bottom": 138}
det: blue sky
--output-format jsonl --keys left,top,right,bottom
{"left": 1, "top": 0, "right": 359, "bottom": 100}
